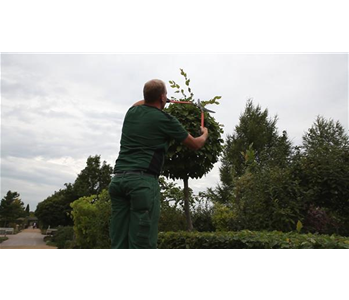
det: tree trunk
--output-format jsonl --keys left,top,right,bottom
{"left": 183, "top": 177, "right": 193, "bottom": 231}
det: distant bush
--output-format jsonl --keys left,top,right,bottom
{"left": 51, "top": 226, "right": 75, "bottom": 249}
{"left": 212, "top": 202, "right": 238, "bottom": 231}
{"left": 158, "top": 201, "right": 187, "bottom": 232}
{"left": 191, "top": 196, "right": 215, "bottom": 232}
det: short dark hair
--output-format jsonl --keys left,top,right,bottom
{"left": 143, "top": 79, "right": 166, "bottom": 103}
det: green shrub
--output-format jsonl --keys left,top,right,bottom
{"left": 157, "top": 231, "right": 349, "bottom": 249}
{"left": 70, "top": 190, "right": 111, "bottom": 249}
{"left": 224, "top": 166, "right": 304, "bottom": 232}
{"left": 159, "top": 201, "right": 187, "bottom": 232}
{"left": 212, "top": 202, "right": 238, "bottom": 231}
{"left": 51, "top": 226, "right": 75, "bottom": 249}
{"left": 191, "top": 196, "right": 215, "bottom": 232}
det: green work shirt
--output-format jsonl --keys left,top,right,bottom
{"left": 114, "top": 104, "right": 189, "bottom": 175}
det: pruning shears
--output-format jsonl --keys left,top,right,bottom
{"left": 197, "top": 99, "right": 215, "bottom": 127}
{"left": 166, "top": 98, "right": 192, "bottom": 104}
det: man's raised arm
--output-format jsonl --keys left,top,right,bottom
{"left": 182, "top": 127, "right": 209, "bottom": 151}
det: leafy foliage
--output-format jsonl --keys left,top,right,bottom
{"left": 237, "top": 165, "right": 303, "bottom": 231}
{"left": 70, "top": 189, "right": 111, "bottom": 249}
{"left": 212, "top": 99, "right": 292, "bottom": 205}
{"left": 164, "top": 69, "right": 224, "bottom": 180}
{"left": 157, "top": 231, "right": 349, "bottom": 249}
{"left": 299, "top": 117, "right": 349, "bottom": 213}
{"left": 191, "top": 193, "right": 215, "bottom": 232}
{"left": 50, "top": 226, "right": 75, "bottom": 249}
{"left": 0, "top": 191, "right": 26, "bottom": 227}
{"left": 206, "top": 96, "right": 349, "bottom": 237}
{"left": 163, "top": 109, "right": 223, "bottom": 181}
{"left": 212, "top": 202, "right": 237, "bottom": 231}
{"left": 288, "top": 116, "right": 349, "bottom": 236}
{"left": 158, "top": 177, "right": 215, "bottom": 232}
{"left": 221, "top": 99, "right": 292, "bottom": 179}
{"left": 158, "top": 177, "right": 187, "bottom": 232}
{"left": 35, "top": 184, "right": 77, "bottom": 228}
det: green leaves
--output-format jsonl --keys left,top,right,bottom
{"left": 164, "top": 69, "right": 224, "bottom": 181}
{"left": 300, "top": 116, "right": 349, "bottom": 218}
{"left": 70, "top": 190, "right": 111, "bottom": 249}
{"left": 201, "top": 96, "right": 222, "bottom": 106}
{"left": 0, "top": 191, "right": 26, "bottom": 226}
{"left": 296, "top": 220, "right": 303, "bottom": 233}
{"left": 157, "top": 230, "right": 349, "bottom": 249}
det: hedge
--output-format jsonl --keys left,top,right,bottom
{"left": 157, "top": 230, "right": 349, "bottom": 249}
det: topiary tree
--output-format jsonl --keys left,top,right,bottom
{"left": 163, "top": 69, "right": 224, "bottom": 231}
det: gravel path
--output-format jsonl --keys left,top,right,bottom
{"left": 0, "top": 228, "right": 57, "bottom": 249}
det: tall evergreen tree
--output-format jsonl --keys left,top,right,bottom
{"left": 214, "top": 99, "right": 292, "bottom": 203}
{"left": 300, "top": 116, "right": 349, "bottom": 218}
{"left": 0, "top": 191, "right": 26, "bottom": 226}
{"left": 25, "top": 204, "right": 30, "bottom": 216}
{"left": 224, "top": 99, "right": 291, "bottom": 177}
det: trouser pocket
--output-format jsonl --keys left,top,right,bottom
{"left": 135, "top": 210, "right": 151, "bottom": 247}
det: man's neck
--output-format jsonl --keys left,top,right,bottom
{"left": 145, "top": 102, "right": 162, "bottom": 110}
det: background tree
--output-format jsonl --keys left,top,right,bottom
{"left": 36, "top": 182, "right": 81, "bottom": 228}
{"left": 224, "top": 99, "right": 291, "bottom": 177}
{"left": 158, "top": 177, "right": 187, "bottom": 232}
{"left": 74, "top": 155, "right": 113, "bottom": 199}
{"left": 35, "top": 190, "right": 71, "bottom": 228}
{"left": 0, "top": 191, "right": 26, "bottom": 227}
{"left": 163, "top": 69, "right": 224, "bottom": 231}
{"left": 25, "top": 204, "right": 30, "bottom": 216}
{"left": 211, "top": 99, "right": 292, "bottom": 204}
{"left": 298, "top": 116, "right": 349, "bottom": 235}
{"left": 207, "top": 100, "right": 303, "bottom": 232}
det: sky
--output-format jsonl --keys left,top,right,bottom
{"left": 1, "top": 53, "right": 348, "bottom": 211}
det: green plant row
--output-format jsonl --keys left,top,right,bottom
{"left": 157, "top": 230, "right": 349, "bottom": 249}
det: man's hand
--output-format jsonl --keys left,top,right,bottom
{"left": 200, "top": 126, "right": 208, "bottom": 136}
{"left": 182, "top": 127, "right": 209, "bottom": 151}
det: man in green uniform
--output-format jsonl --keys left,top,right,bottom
{"left": 109, "top": 79, "right": 208, "bottom": 249}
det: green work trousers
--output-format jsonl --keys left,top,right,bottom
{"left": 108, "top": 173, "right": 160, "bottom": 249}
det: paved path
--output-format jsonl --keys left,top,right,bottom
{"left": 0, "top": 228, "right": 57, "bottom": 249}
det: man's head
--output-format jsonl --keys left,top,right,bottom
{"left": 143, "top": 79, "right": 167, "bottom": 109}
